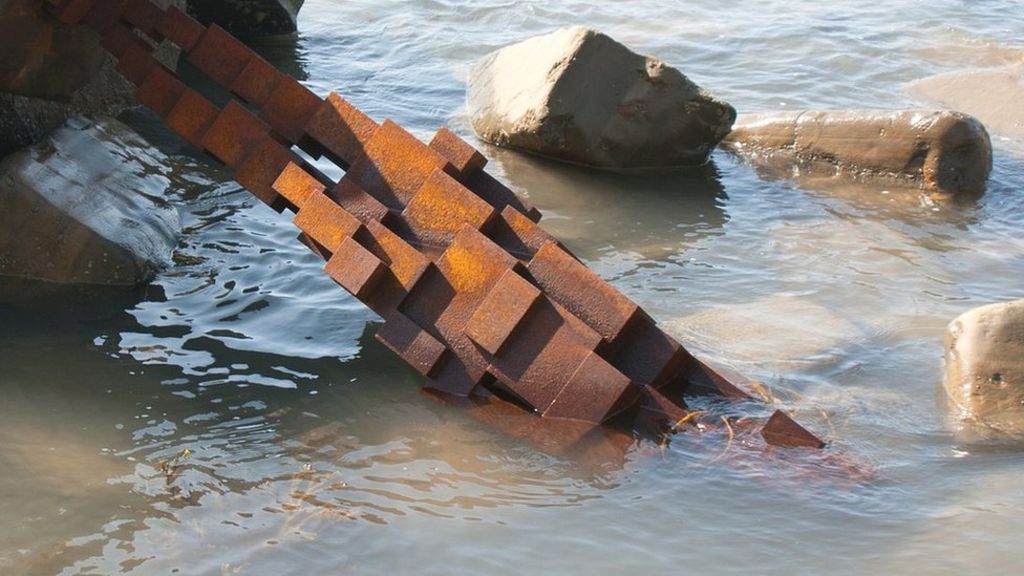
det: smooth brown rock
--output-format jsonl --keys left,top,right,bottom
{"left": 467, "top": 26, "right": 736, "bottom": 170}
{"left": 722, "top": 110, "right": 992, "bottom": 197}
{"left": 944, "top": 299, "right": 1024, "bottom": 435}
{"left": 0, "top": 116, "right": 180, "bottom": 286}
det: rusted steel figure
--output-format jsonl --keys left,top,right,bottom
{"left": 46, "top": 0, "right": 824, "bottom": 453}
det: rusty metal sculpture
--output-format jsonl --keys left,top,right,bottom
{"left": 45, "top": 0, "right": 825, "bottom": 454}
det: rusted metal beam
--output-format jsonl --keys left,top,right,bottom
{"left": 46, "top": 0, "right": 826, "bottom": 453}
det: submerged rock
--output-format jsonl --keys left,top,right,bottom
{"left": 906, "top": 64, "right": 1024, "bottom": 139}
{"left": 467, "top": 26, "right": 736, "bottom": 170}
{"left": 0, "top": 116, "right": 180, "bottom": 286}
{"left": 944, "top": 299, "right": 1024, "bottom": 436}
{"left": 188, "top": 0, "right": 305, "bottom": 37}
{"left": 722, "top": 110, "right": 992, "bottom": 198}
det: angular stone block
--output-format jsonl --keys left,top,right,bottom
{"left": 293, "top": 192, "right": 362, "bottom": 254}
{"left": 375, "top": 312, "right": 448, "bottom": 377}
{"left": 465, "top": 269, "right": 541, "bottom": 356}
{"left": 187, "top": 24, "right": 252, "bottom": 87}
{"left": 156, "top": 5, "right": 204, "bottom": 52}
{"left": 304, "top": 93, "right": 380, "bottom": 169}
{"left": 325, "top": 236, "right": 388, "bottom": 300}
{"left": 343, "top": 120, "right": 454, "bottom": 210}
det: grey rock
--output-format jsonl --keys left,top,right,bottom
{"left": 467, "top": 26, "right": 736, "bottom": 171}
{"left": 944, "top": 299, "right": 1024, "bottom": 436}
{"left": 0, "top": 116, "right": 180, "bottom": 286}
{"left": 722, "top": 110, "right": 993, "bottom": 198}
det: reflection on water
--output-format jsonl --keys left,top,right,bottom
{"left": 3, "top": 0, "right": 1024, "bottom": 574}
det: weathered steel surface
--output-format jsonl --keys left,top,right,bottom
{"left": 45, "top": 0, "right": 825, "bottom": 451}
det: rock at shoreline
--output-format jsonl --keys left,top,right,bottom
{"left": 944, "top": 299, "right": 1024, "bottom": 436}
{"left": 0, "top": 0, "right": 184, "bottom": 158}
{"left": 0, "top": 116, "right": 180, "bottom": 286}
{"left": 906, "top": 64, "right": 1024, "bottom": 139}
{"left": 467, "top": 26, "right": 736, "bottom": 171}
{"left": 722, "top": 110, "right": 993, "bottom": 198}
{"left": 188, "top": 0, "right": 305, "bottom": 37}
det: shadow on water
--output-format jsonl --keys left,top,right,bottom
{"left": 484, "top": 146, "right": 729, "bottom": 262}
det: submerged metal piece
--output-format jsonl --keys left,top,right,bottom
{"left": 46, "top": 0, "right": 824, "bottom": 450}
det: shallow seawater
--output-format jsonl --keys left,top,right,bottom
{"left": 2, "top": 0, "right": 1024, "bottom": 574}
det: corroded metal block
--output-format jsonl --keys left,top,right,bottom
{"left": 527, "top": 241, "right": 639, "bottom": 343}
{"left": 73, "top": 0, "right": 827, "bottom": 453}
{"left": 49, "top": 0, "right": 98, "bottom": 25}
{"left": 260, "top": 75, "right": 323, "bottom": 145}
{"left": 343, "top": 120, "right": 454, "bottom": 210}
{"left": 399, "top": 168, "right": 496, "bottom": 248}
{"left": 429, "top": 127, "right": 487, "bottom": 176}
{"left": 187, "top": 24, "right": 252, "bottom": 86}
{"left": 273, "top": 162, "right": 326, "bottom": 208}
{"left": 544, "top": 351, "right": 636, "bottom": 423}
{"left": 487, "top": 205, "right": 558, "bottom": 261}
{"left": 164, "top": 88, "right": 219, "bottom": 147}
{"left": 156, "top": 5, "right": 203, "bottom": 52}
{"left": 100, "top": 21, "right": 149, "bottom": 58}
{"left": 201, "top": 100, "right": 271, "bottom": 168}
{"left": 230, "top": 54, "right": 283, "bottom": 107}
{"left": 136, "top": 65, "right": 186, "bottom": 116}
{"left": 325, "top": 236, "right": 388, "bottom": 300}
{"left": 234, "top": 134, "right": 295, "bottom": 210}
{"left": 292, "top": 191, "right": 362, "bottom": 254}
{"left": 115, "top": 42, "right": 158, "bottom": 86}
{"left": 122, "top": 0, "right": 163, "bottom": 37}
{"left": 465, "top": 269, "right": 540, "bottom": 356}
{"left": 82, "top": 0, "right": 128, "bottom": 32}
{"left": 329, "top": 179, "right": 390, "bottom": 224}
{"left": 762, "top": 410, "right": 826, "bottom": 449}
{"left": 304, "top": 93, "right": 380, "bottom": 169}
{"left": 376, "top": 312, "right": 447, "bottom": 377}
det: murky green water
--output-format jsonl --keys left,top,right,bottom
{"left": 3, "top": 1, "right": 1024, "bottom": 574}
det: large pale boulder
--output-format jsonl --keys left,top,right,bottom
{"left": 943, "top": 299, "right": 1024, "bottom": 435}
{"left": 0, "top": 116, "right": 180, "bottom": 286}
{"left": 468, "top": 26, "right": 736, "bottom": 170}
{"left": 722, "top": 110, "right": 992, "bottom": 198}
